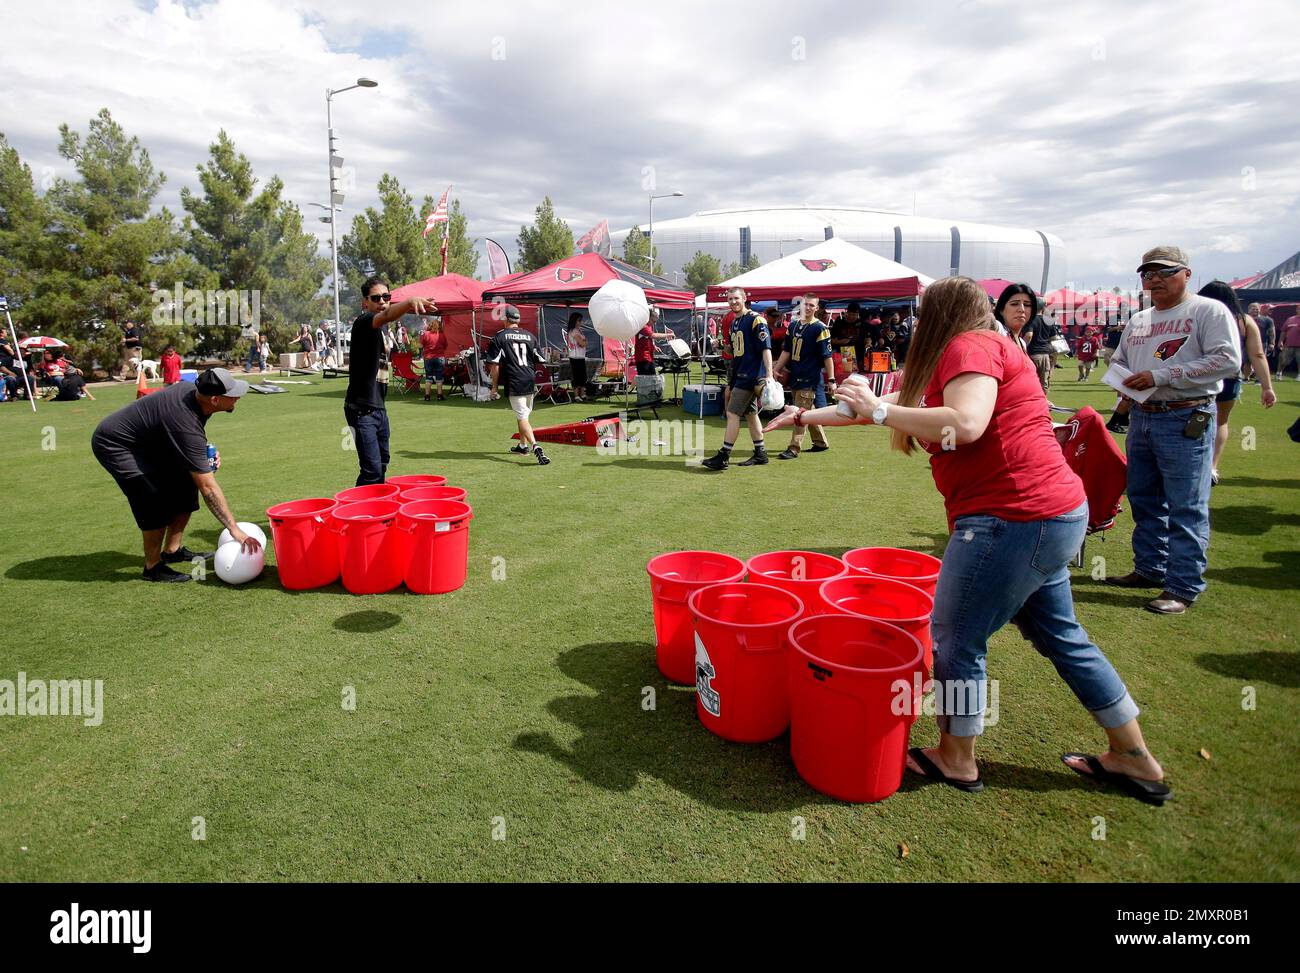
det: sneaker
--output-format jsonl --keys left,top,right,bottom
{"left": 739, "top": 448, "right": 769, "bottom": 467}
{"left": 509, "top": 443, "right": 530, "bottom": 454}
{"left": 777, "top": 448, "right": 799, "bottom": 460}
{"left": 161, "top": 546, "right": 214, "bottom": 564}
{"left": 808, "top": 444, "right": 830, "bottom": 453}
{"left": 1146, "top": 591, "right": 1192, "bottom": 615}
{"left": 424, "top": 393, "right": 431, "bottom": 401}
{"left": 1105, "top": 570, "right": 1163, "bottom": 589}
{"left": 534, "top": 447, "right": 550, "bottom": 466}
{"left": 700, "top": 451, "right": 730, "bottom": 470}
{"left": 143, "top": 562, "right": 191, "bottom": 583}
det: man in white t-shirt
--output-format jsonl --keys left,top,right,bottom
{"left": 1105, "top": 245, "right": 1240, "bottom": 615}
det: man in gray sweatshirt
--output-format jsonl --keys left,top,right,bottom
{"left": 1105, "top": 245, "right": 1241, "bottom": 615}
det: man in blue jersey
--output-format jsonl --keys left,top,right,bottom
{"left": 772, "top": 292, "right": 835, "bottom": 459}
{"left": 701, "top": 287, "right": 774, "bottom": 470}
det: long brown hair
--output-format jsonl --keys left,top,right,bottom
{"left": 891, "top": 276, "right": 994, "bottom": 455}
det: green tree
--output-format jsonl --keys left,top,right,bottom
{"left": 682, "top": 250, "right": 721, "bottom": 294}
{"left": 438, "top": 198, "right": 480, "bottom": 279}
{"left": 338, "top": 174, "right": 442, "bottom": 308}
{"left": 0, "top": 133, "right": 48, "bottom": 324}
{"left": 720, "top": 253, "right": 761, "bottom": 280}
{"left": 516, "top": 196, "right": 573, "bottom": 272}
{"left": 622, "top": 227, "right": 662, "bottom": 276}
{"left": 181, "top": 130, "right": 329, "bottom": 355}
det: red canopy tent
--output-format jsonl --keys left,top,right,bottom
{"left": 391, "top": 272, "right": 487, "bottom": 309}
{"left": 481, "top": 252, "right": 694, "bottom": 308}
{"left": 978, "top": 278, "right": 1018, "bottom": 301}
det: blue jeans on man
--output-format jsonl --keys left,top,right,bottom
{"left": 346, "top": 406, "right": 390, "bottom": 486}
{"left": 1125, "top": 404, "right": 1215, "bottom": 602}
{"left": 931, "top": 501, "right": 1140, "bottom": 736}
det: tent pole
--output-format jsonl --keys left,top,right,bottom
{"left": 5, "top": 309, "right": 36, "bottom": 412}
{"left": 471, "top": 307, "right": 482, "bottom": 405}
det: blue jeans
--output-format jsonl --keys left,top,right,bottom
{"left": 345, "top": 406, "right": 390, "bottom": 486}
{"left": 932, "top": 501, "right": 1140, "bottom": 736}
{"left": 1125, "top": 404, "right": 1215, "bottom": 601}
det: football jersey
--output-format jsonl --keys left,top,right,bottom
{"left": 785, "top": 319, "right": 832, "bottom": 389}
{"left": 729, "top": 311, "right": 771, "bottom": 390}
{"left": 487, "top": 326, "right": 543, "bottom": 396}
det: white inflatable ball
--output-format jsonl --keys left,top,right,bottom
{"left": 214, "top": 540, "right": 265, "bottom": 585}
{"left": 588, "top": 279, "right": 649, "bottom": 343}
{"left": 218, "top": 521, "right": 267, "bottom": 550}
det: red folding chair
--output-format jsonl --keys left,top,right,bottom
{"left": 390, "top": 352, "right": 421, "bottom": 396}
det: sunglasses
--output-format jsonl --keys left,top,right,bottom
{"left": 368, "top": 292, "right": 392, "bottom": 302}
{"left": 1140, "top": 266, "right": 1185, "bottom": 281}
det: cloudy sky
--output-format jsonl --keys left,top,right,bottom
{"left": 3, "top": 0, "right": 1297, "bottom": 288}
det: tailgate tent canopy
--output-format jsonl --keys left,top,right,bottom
{"left": 706, "top": 238, "right": 932, "bottom": 303}
{"left": 481, "top": 252, "right": 694, "bottom": 308}
{"left": 391, "top": 272, "right": 488, "bottom": 309}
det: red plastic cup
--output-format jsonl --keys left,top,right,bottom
{"left": 787, "top": 614, "right": 925, "bottom": 803}
{"left": 842, "top": 547, "right": 942, "bottom": 599}
{"left": 819, "top": 574, "right": 934, "bottom": 676}
{"left": 646, "top": 551, "right": 747, "bottom": 684}
{"left": 688, "top": 582, "right": 804, "bottom": 743}
{"left": 746, "top": 550, "right": 848, "bottom": 616}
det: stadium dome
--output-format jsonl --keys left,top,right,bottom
{"left": 613, "top": 206, "right": 1067, "bottom": 292}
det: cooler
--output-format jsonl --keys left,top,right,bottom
{"left": 683, "top": 384, "right": 723, "bottom": 416}
{"left": 179, "top": 368, "right": 198, "bottom": 383}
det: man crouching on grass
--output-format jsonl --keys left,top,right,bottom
{"left": 91, "top": 368, "right": 262, "bottom": 582}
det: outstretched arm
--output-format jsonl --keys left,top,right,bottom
{"left": 191, "top": 471, "right": 262, "bottom": 553}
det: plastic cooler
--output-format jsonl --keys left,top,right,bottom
{"left": 397, "top": 499, "right": 474, "bottom": 594}
{"left": 682, "top": 384, "right": 723, "bottom": 416}
{"left": 388, "top": 474, "right": 448, "bottom": 496}
{"left": 842, "top": 547, "right": 942, "bottom": 599}
{"left": 819, "top": 574, "right": 935, "bottom": 676}
{"left": 688, "top": 582, "right": 804, "bottom": 743}
{"left": 401, "top": 485, "right": 467, "bottom": 504}
{"left": 646, "top": 551, "right": 747, "bottom": 685}
{"left": 746, "top": 550, "right": 848, "bottom": 616}
{"left": 266, "top": 498, "right": 340, "bottom": 590}
{"left": 179, "top": 368, "right": 198, "bottom": 383}
{"left": 787, "top": 614, "right": 925, "bottom": 803}
{"left": 334, "top": 483, "right": 400, "bottom": 504}
{"left": 332, "top": 500, "right": 406, "bottom": 594}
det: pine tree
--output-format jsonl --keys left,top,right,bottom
{"left": 683, "top": 250, "right": 722, "bottom": 294}
{"left": 339, "top": 174, "right": 442, "bottom": 307}
{"left": 516, "top": 197, "right": 573, "bottom": 272}
{"left": 622, "top": 227, "right": 663, "bottom": 276}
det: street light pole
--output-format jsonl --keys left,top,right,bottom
{"left": 647, "top": 190, "right": 684, "bottom": 273}
{"left": 326, "top": 78, "right": 377, "bottom": 331}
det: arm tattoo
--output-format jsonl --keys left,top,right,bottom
{"left": 200, "top": 481, "right": 238, "bottom": 534}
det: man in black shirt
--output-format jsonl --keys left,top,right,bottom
{"left": 91, "top": 368, "right": 262, "bottom": 582}
{"left": 119, "top": 321, "right": 143, "bottom": 380}
{"left": 345, "top": 276, "right": 434, "bottom": 485}
{"left": 54, "top": 366, "right": 95, "bottom": 401}
{"left": 487, "top": 305, "right": 549, "bottom": 465}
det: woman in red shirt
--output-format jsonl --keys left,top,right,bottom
{"left": 419, "top": 318, "right": 449, "bottom": 401}
{"left": 767, "top": 277, "right": 1169, "bottom": 805}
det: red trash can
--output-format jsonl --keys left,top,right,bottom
{"left": 842, "top": 547, "right": 942, "bottom": 599}
{"left": 688, "top": 582, "right": 804, "bottom": 743}
{"left": 398, "top": 499, "right": 474, "bottom": 594}
{"left": 819, "top": 574, "right": 934, "bottom": 677}
{"left": 646, "top": 551, "right": 747, "bottom": 685}
{"left": 334, "top": 483, "right": 400, "bottom": 505}
{"left": 332, "top": 500, "right": 406, "bottom": 594}
{"left": 787, "top": 614, "right": 925, "bottom": 803}
{"left": 401, "top": 485, "right": 467, "bottom": 504}
{"left": 388, "top": 474, "right": 447, "bottom": 496}
{"left": 266, "top": 498, "right": 340, "bottom": 590}
{"left": 746, "top": 550, "right": 848, "bottom": 616}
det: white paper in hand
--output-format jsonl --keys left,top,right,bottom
{"left": 1102, "top": 362, "right": 1156, "bottom": 403}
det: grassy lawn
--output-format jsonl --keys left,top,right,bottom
{"left": 1, "top": 367, "right": 1297, "bottom": 883}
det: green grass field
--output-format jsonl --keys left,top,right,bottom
{"left": 1, "top": 367, "right": 1297, "bottom": 882}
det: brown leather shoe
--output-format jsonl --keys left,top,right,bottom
{"left": 1146, "top": 592, "right": 1192, "bottom": 615}
{"left": 1106, "top": 570, "right": 1163, "bottom": 589}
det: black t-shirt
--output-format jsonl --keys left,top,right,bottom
{"left": 0, "top": 342, "right": 16, "bottom": 370}
{"left": 1104, "top": 326, "right": 1123, "bottom": 350}
{"left": 123, "top": 326, "right": 142, "bottom": 349}
{"left": 345, "top": 312, "right": 388, "bottom": 411}
{"left": 1256, "top": 315, "right": 1274, "bottom": 347}
{"left": 487, "top": 326, "right": 543, "bottom": 396}
{"left": 55, "top": 373, "right": 86, "bottom": 401}
{"left": 1023, "top": 315, "right": 1057, "bottom": 355}
{"left": 92, "top": 382, "right": 210, "bottom": 477}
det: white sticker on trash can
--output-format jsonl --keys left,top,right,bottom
{"left": 695, "top": 633, "right": 720, "bottom": 718}
{"left": 435, "top": 522, "right": 451, "bottom": 533}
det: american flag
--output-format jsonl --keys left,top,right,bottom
{"left": 422, "top": 186, "right": 452, "bottom": 238}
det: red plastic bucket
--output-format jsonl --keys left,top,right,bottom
{"left": 646, "top": 551, "right": 747, "bottom": 685}
{"left": 787, "top": 614, "right": 925, "bottom": 803}
{"left": 388, "top": 474, "right": 447, "bottom": 496}
{"left": 819, "top": 574, "right": 934, "bottom": 676}
{"left": 266, "top": 498, "right": 340, "bottom": 590}
{"left": 401, "top": 485, "right": 466, "bottom": 504}
{"left": 332, "top": 500, "right": 406, "bottom": 594}
{"left": 688, "top": 582, "right": 804, "bottom": 743}
{"left": 397, "top": 499, "right": 474, "bottom": 594}
{"left": 746, "top": 550, "right": 848, "bottom": 616}
{"left": 842, "top": 547, "right": 942, "bottom": 599}
{"left": 334, "top": 483, "right": 400, "bottom": 504}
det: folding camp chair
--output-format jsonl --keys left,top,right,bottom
{"left": 389, "top": 352, "right": 422, "bottom": 396}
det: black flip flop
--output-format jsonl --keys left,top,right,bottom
{"left": 1061, "top": 753, "right": 1172, "bottom": 806}
{"left": 906, "top": 747, "right": 985, "bottom": 793}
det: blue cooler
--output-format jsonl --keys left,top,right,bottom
{"left": 179, "top": 368, "right": 198, "bottom": 383}
{"left": 682, "top": 384, "right": 723, "bottom": 416}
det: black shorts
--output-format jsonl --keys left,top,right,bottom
{"left": 94, "top": 443, "right": 200, "bottom": 531}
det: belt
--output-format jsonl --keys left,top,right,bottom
{"left": 1137, "top": 396, "right": 1211, "bottom": 413}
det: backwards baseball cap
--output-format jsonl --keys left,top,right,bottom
{"left": 1137, "top": 245, "right": 1189, "bottom": 272}
{"left": 504, "top": 305, "right": 521, "bottom": 322}
{"left": 195, "top": 367, "right": 249, "bottom": 398}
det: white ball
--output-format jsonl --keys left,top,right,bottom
{"left": 214, "top": 540, "right": 264, "bottom": 585}
{"left": 218, "top": 521, "right": 267, "bottom": 549}
{"left": 588, "top": 279, "right": 649, "bottom": 342}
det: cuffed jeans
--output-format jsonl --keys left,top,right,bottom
{"left": 932, "top": 501, "right": 1140, "bottom": 736}
{"left": 345, "top": 405, "right": 390, "bottom": 486}
{"left": 1126, "top": 404, "right": 1215, "bottom": 601}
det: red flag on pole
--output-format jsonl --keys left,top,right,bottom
{"left": 423, "top": 185, "right": 452, "bottom": 239}
{"left": 575, "top": 219, "right": 611, "bottom": 257}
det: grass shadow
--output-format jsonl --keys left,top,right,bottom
{"left": 896, "top": 759, "right": 1096, "bottom": 796}
{"left": 1069, "top": 585, "right": 1157, "bottom": 609}
{"left": 1210, "top": 504, "right": 1300, "bottom": 536}
{"left": 334, "top": 610, "right": 402, "bottom": 633}
{"left": 1222, "top": 477, "right": 1300, "bottom": 490}
{"left": 1195, "top": 650, "right": 1300, "bottom": 687}
{"left": 1204, "top": 550, "right": 1300, "bottom": 591}
{"left": 512, "top": 641, "right": 833, "bottom": 812}
{"left": 6, "top": 551, "right": 142, "bottom": 583}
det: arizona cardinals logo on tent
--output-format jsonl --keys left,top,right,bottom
{"left": 800, "top": 258, "right": 836, "bottom": 272}
{"left": 1153, "top": 336, "right": 1189, "bottom": 361}
{"left": 555, "top": 267, "right": 585, "bottom": 284}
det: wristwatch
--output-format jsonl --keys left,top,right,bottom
{"left": 871, "top": 402, "right": 889, "bottom": 426}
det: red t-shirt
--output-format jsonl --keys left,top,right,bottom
{"left": 719, "top": 311, "right": 736, "bottom": 360}
{"left": 634, "top": 325, "right": 655, "bottom": 364}
{"left": 420, "top": 329, "right": 448, "bottom": 359}
{"left": 918, "top": 330, "right": 1085, "bottom": 530}
{"left": 161, "top": 351, "right": 181, "bottom": 383}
